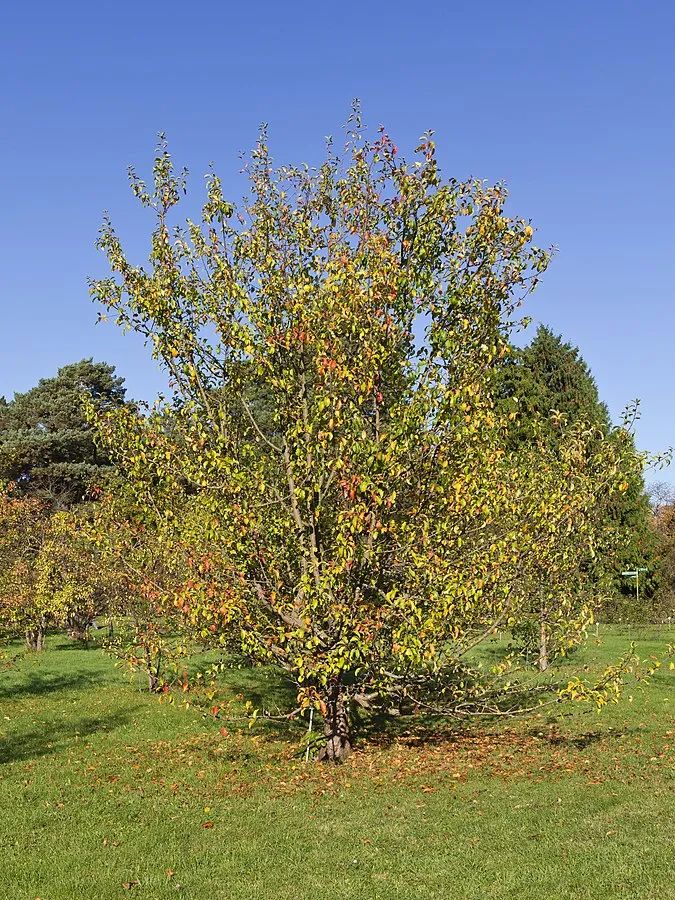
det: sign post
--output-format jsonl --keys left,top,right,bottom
{"left": 621, "top": 567, "right": 648, "bottom": 614}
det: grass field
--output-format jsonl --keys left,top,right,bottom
{"left": 0, "top": 627, "right": 672, "bottom": 900}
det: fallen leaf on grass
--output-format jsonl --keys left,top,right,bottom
{"left": 122, "top": 880, "right": 141, "bottom": 890}
{"left": 202, "top": 821, "right": 214, "bottom": 829}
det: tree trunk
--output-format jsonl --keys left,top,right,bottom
{"left": 538, "top": 616, "right": 548, "bottom": 672}
{"left": 318, "top": 683, "right": 352, "bottom": 763}
{"left": 68, "top": 619, "right": 90, "bottom": 644}
{"left": 26, "top": 618, "right": 46, "bottom": 652}
{"left": 144, "top": 646, "right": 160, "bottom": 693}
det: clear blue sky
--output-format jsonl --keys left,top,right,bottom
{"left": 2, "top": 1, "right": 674, "bottom": 478}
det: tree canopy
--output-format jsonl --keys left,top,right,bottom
{"left": 0, "top": 359, "right": 127, "bottom": 507}
{"left": 88, "top": 124, "right": 644, "bottom": 761}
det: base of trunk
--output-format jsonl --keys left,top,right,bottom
{"left": 68, "top": 626, "right": 90, "bottom": 643}
{"left": 26, "top": 626, "right": 45, "bottom": 652}
{"left": 317, "top": 685, "right": 352, "bottom": 763}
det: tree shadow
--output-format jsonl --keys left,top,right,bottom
{"left": 50, "top": 641, "right": 98, "bottom": 652}
{"left": 475, "top": 643, "right": 586, "bottom": 671}
{"left": 0, "top": 707, "right": 137, "bottom": 765}
{"left": 0, "top": 669, "right": 109, "bottom": 702}
{"left": 537, "top": 726, "right": 638, "bottom": 750}
{"left": 219, "top": 665, "right": 298, "bottom": 715}
{"left": 351, "top": 715, "right": 638, "bottom": 761}
{"left": 350, "top": 690, "right": 640, "bottom": 752}
{"left": 353, "top": 711, "right": 465, "bottom": 749}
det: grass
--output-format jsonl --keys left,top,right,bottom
{"left": 0, "top": 627, "right": 672, "bottom": 900}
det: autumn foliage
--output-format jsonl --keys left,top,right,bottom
{"left": 82, "top": 118, "right": 645, "bottom": 761}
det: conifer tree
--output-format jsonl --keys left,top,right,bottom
{"left": 500, "top": 325, "right": 610, "bottom": 445}
{"left": 0, "top": 359, "right": 127, "bottom": 507}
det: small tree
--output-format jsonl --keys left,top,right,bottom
{"left": 0, "top": 487, "right": 53, "bottom": 649}
{"left": 0, "top": 362, "right": 128, "bottom": 649}
{"left": 75, "top": 486, "right": 193, "bottom": 692}
{"left": 649, "top": 498, "right": 675, "bottom": 622}
{"left": 91, "top": 123, "right": 641, "bottom": 760}
{"left": 499, "top": 326, "right": 658, "bottom": 639}
{"left": 0, "top": 486, "right": 124, "bottom": 651}
{"left": 35, "top": 505, "right": 125, "bottom": 643}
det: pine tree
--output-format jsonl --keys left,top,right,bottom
{"left": 0, "top": 359, "right": 127, "bottom": 507}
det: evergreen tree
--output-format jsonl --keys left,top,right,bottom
{"left": 500, "top": 325, "right": 611, "bottom": 445}
{"left": 0, "top": 359, "right": 127, "bottom": 507}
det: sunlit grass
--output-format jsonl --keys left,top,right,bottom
{"left": 0, "top": 627, "right": 672, "bottom": 899}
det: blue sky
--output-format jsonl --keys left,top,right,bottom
{"left": 1, "top": 1, "right": 674, "bottom": 478}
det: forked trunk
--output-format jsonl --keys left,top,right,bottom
{"left": 318, "top": 683, "right": 352, "bottom": 763}
{"left": 25, "top": 619, "right": 46, "bottom": 652}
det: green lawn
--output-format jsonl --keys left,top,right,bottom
{"left": 0, "top": 628, "right": 672, "bottom": 900}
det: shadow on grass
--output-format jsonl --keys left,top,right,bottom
{"left": 537, "top": 726, "right": 638, "bottom": 750}
{"left": 48, "top": 641, "right": 99, "bottom": 652}
{"left": 475, "top": 643, "right": 587, "bottom": 670}
{"left": 350, "top": 698, "right": 637, "bottom": 753}
{"left": 353, "top": 711, "right": 464, "bottom": 749}
{"left": 0, "top": 670, "right": 109, "bottom": 702}
{"left": 219, "top": 665, "right": 298, "bottom": 714}
{"left": 0, "top": 707, "right": 137, "bottom": 765}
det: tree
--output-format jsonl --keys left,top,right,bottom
{"left": 0, "top": 360, "right": 127, "bottom": 508}
{"left": 90, "top": 124, "right": 641, "bottom": 761}
{"left": 652, "top": 501, "right": 675, "bottom": 622}
{"left": 0, "top": 487, "right": 53, "bottom": 650}
{"left": 499, "top": 325, "right": 611, "bottom": 446}
{"left": 34, "top": 505, "right": 125, "bottom": 643}
{"left": 648, "top": 481, "right": 675, "bottom": 517}
{"left": 500, "top": 326, "right": 657, "bottom": 640}
{"left": 81, "top": 484, "right": 193, "bottom": 692}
